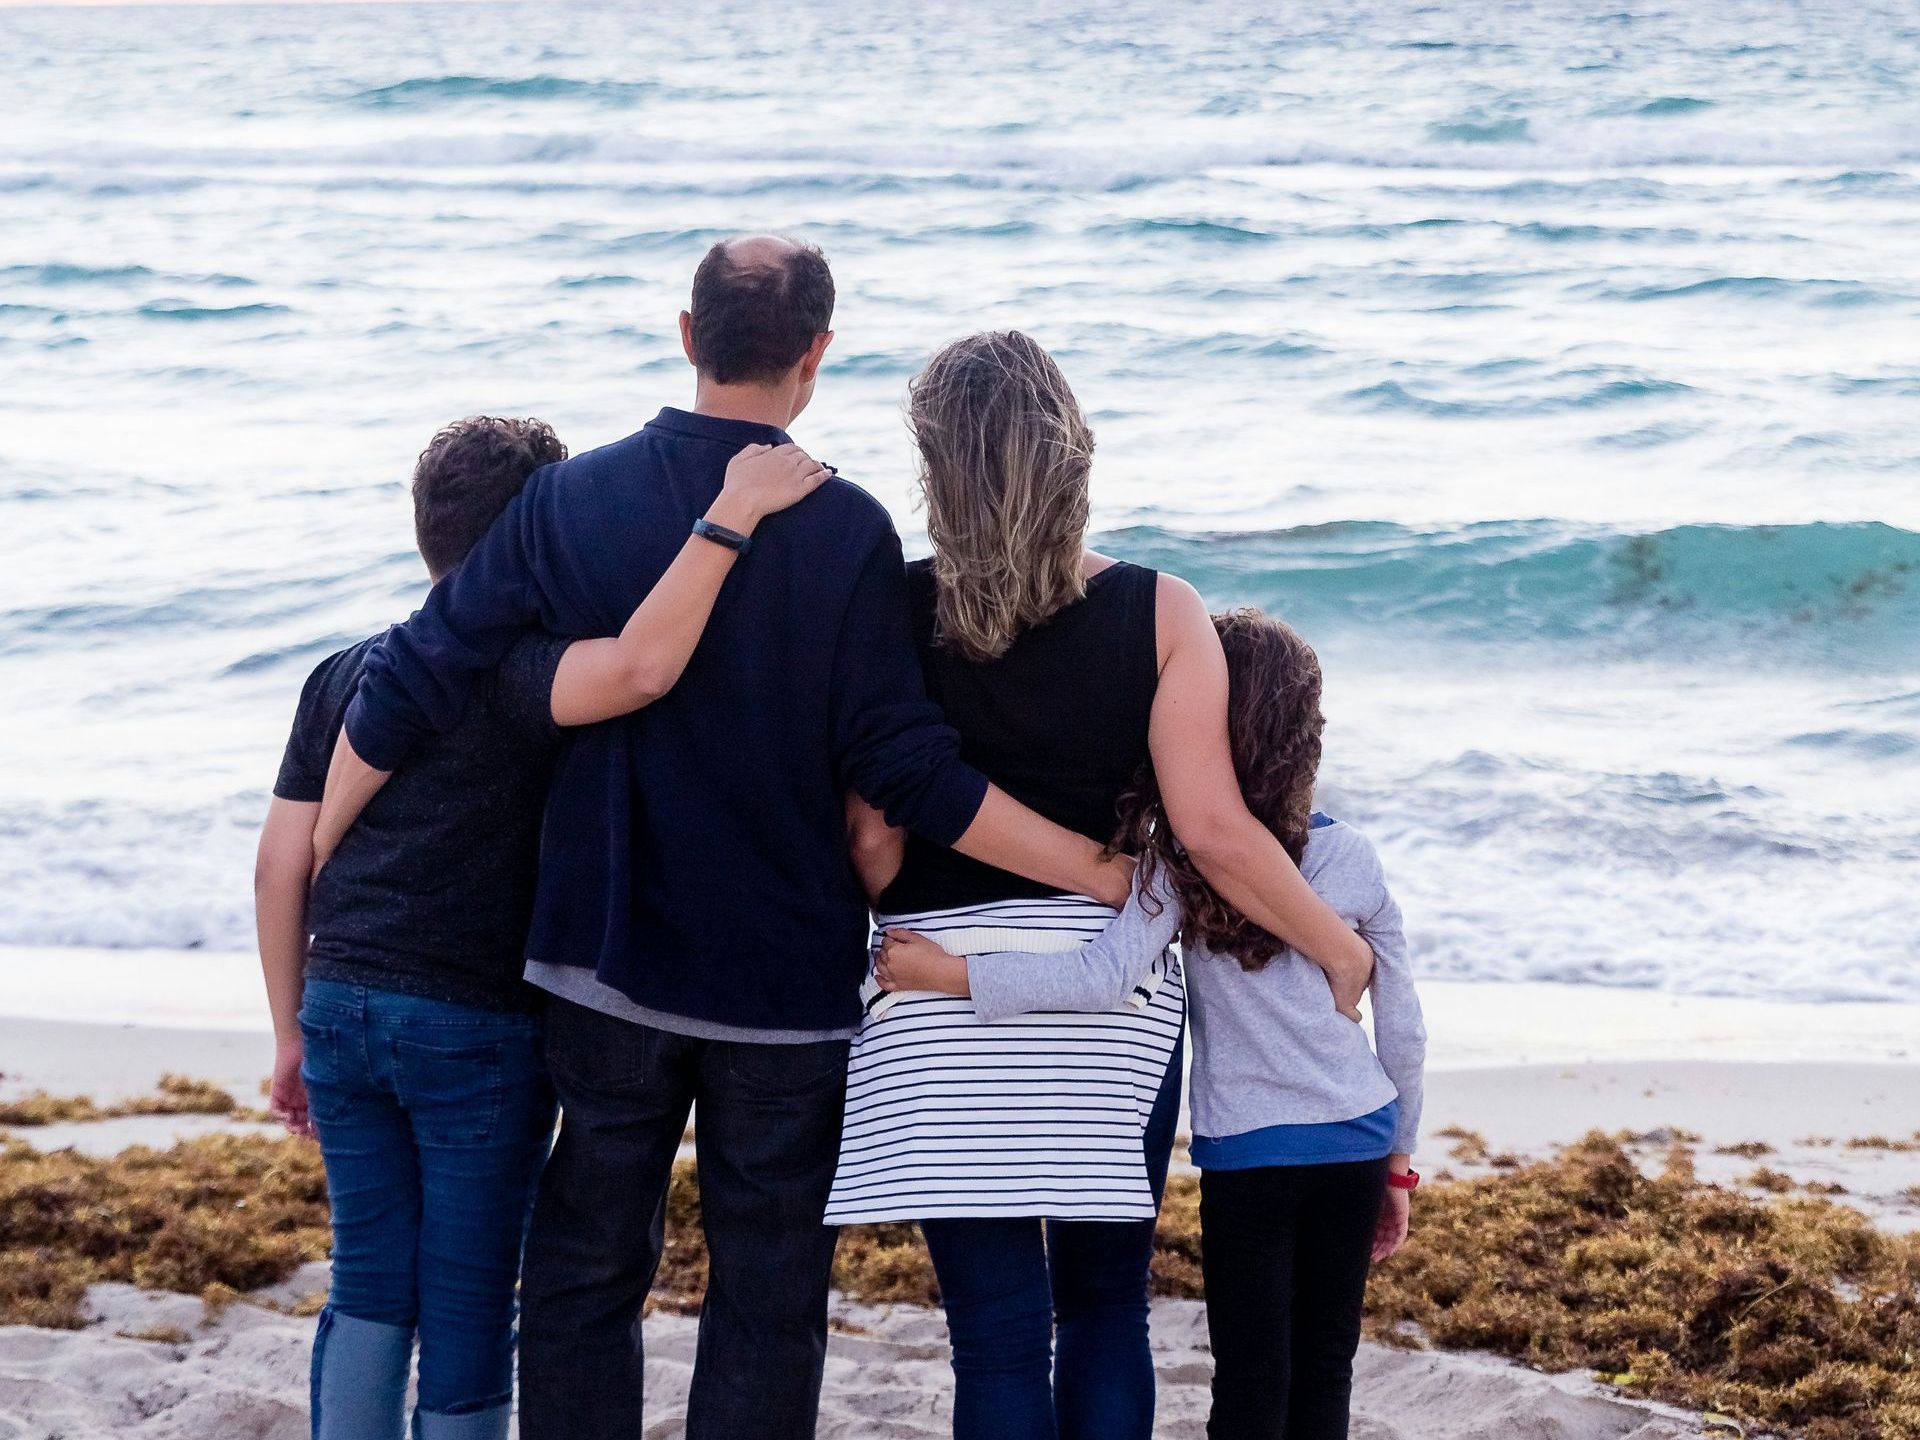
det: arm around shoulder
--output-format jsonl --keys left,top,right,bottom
{"left": 548, "top": 443, "right": 834, "bottom": 728}
{"left": 1148, "top": 575, "right": 1374, "bottom": 1004}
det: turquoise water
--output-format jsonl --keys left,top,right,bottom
{"left": 1, "top": 0, "right": 1916, "bottom": 1001}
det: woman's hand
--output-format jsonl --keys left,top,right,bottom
{"left": 706, "top": 443, "right": 834, "bottom": 534}
{"left": 270, "top": 1039, "right": 313, "bottom": 1138}
{"left": 1372, "top": 1175, "right": 1411, "bottom": 1262}
{"left": 876, "top": 929, "right": 971, "bottom": 996}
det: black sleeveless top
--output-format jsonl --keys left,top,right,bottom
{"left": 879, "top": 557, "right": 1160, "bottom": 915}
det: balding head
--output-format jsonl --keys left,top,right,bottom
{"left": 721, "top": 234, "right": 804, "bottom": 268}
{"left": 686, "top": 236, "right": 836, "bottom": 387}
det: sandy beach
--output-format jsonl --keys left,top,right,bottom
{"left": 0, "top": 1279, "right": 1713, "bottom": 1440}
{"left": 4, "top": 950, "right": 1918, "bottom": 1438}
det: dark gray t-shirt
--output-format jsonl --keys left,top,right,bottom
{"left": 274, "top": 628, "right": 567, "bottom": 1012}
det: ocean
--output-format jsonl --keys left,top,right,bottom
{"left": 1, "top": 0, "right": 1915, "bottom": 1005}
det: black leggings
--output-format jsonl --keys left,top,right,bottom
{"left": 1199, "top": 1158, "right": 1390, "bottom": 1440}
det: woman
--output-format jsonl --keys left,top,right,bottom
{"left": 825, "top": 332, "right": 1375, "bottom": 1440}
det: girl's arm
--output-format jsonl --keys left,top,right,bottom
{"left": 1359, "top": 865, "right": 1425, "bottom": 1157}
{"left": 876, "top": 870, "right": 1182, "bottom": 1021}
{"left": 1354, "top": 838, "right": 1422, "bottom": 1261}
{"left": 1149, "top": 574, "right": 1375, "bottom": 1014}
{"left": 313, "top": 443, "right": 832, "bottom": 875}
{"left": 255, "top": 797, "right": 318, "bottom": 1136}
{"left": 846, "top": 795, "right": 906, "bottom": 905}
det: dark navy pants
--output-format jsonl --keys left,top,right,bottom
{"left": 918, "top": 1030, "right": 1185, "bottom": 1440}
{"left": 516, "top": 996, "right": 850, "bottom": 1440}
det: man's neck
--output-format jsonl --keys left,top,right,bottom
{"left": 691, "top": 377, "right": 795, "bottom": 430}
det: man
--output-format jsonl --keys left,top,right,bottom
{"left": 321, "top": 236, "right": 1128, "bottom": 1439}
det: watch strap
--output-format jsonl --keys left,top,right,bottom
{"left": 692, "top": 517, "right": 753, "bottom": 555}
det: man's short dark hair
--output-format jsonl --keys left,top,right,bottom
{"left": 412, "top": 416, "right": 568, "bottom": 577}
{"left": 688, "top": 240, "right": 835, "bottom": 385}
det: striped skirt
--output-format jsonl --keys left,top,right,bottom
{"left": 823, "top": 895, "right": 1185, "bottom": 1224}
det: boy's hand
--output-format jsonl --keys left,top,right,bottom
{"left": 876, "top": 929, "right": 970, "bottom": 997}
{"left": 707, "top": 443, "right": 834, "bottom": 534}
{"left": 1372, "top": 1182, "right": 1411, "bottom": 1262}
{"left": 270, "top": 1040, "right": 313, "bottom": 1138}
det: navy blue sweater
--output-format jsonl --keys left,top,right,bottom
{"left": 345, "top": 408, "right": 990, "bottom": 1032}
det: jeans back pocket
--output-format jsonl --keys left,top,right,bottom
{"left": 297, "top": 1016, "right": 361, "bottom": 1125}
{"left": 391, "top": 1036, "right": 507, "bottom": 1146}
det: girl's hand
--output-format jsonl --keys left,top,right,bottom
{"left": 707, "top": 443, "right": 834, "bottom": 533}
{"left": 876, "top": 929, "right": 970, "bottom": 997}
{"left": 270, "top": 1040, "right": 313, "bottom": 1138}
{"left": 1329, "top": 942, "right": 1372, "bottom": 1022}
{"left": 1372, "top": 1183, "right": 1410, "bottom": 1262}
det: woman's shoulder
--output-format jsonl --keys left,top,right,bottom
{"left": 1086, "top": 556, "right": 1160, "bottom": 590}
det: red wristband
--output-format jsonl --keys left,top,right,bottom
{"left": 1386, "top": 1169, "right": 1419, "bottom": 1192}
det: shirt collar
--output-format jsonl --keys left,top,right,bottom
{"left": 649, "top": 407, "right": 792, "bottom": 448}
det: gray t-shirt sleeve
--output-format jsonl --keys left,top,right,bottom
{"left": 966, "top": 868, "right": 1184, "bottom": 1023}
{"left": 1316, "top": 827, "right": 1426, "bottom": 1155}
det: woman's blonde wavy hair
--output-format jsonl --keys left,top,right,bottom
{"left": 908, "top": 331, "right": 1094, "bottom": 662}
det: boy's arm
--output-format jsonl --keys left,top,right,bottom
{"left": 548, "top": 444, "right": 832, "bottom": 727}
{"left": 877, "top": 871, "right": 1182, "bottom": 1021}
{"left": 255, "top": 797, "right": 318, "bottom": 1137}
{"left": 846, "top": 795, "right": 906, "bottom": 906}
{"left": 829, "top": 529, "right": 1129, "bottom": 908}
{"left": 311, "top": 733, "right": 389, "bottom": 880}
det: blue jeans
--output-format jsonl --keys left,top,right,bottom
{"left": 299, "top": 981, "right": 557, "bottom": 1440}
{"left": 919, "top": 1030, "right": 1185, "bottom": 1440}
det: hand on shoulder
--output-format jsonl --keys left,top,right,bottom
{"left": 709, "top": 442, "right": 835, "bottom": 533}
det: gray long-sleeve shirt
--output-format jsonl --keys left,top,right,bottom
{"left": 967, "top": 814, "right": 1426, "bottom": 1156}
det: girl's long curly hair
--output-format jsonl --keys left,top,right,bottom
{"left": 1116, "top": 608, "right": 1325, "bottom": 971}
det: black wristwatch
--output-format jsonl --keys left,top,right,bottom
{"left": 692, "top": 517, "right": 753, "bottom": 556}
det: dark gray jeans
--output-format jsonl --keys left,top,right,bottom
{"left": 517, "top": 997, "right": 849, "bottom": 1440}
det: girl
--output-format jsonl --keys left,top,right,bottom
{"left": 878, "top": 609, "right": 1426, "bottom": 1440}
{"left": 824, "top": 331, "right": 1376, "bottom": 1440}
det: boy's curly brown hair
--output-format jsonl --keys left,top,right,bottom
{"left": 412, "top": 416, "right": 568, "bottom": 579}
{"left": 1115, "top": 608, "right": 1325, "bottom": 971}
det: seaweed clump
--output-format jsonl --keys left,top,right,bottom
{"left": 6, "top": 1127, "right": 1918, "bottom": 1436}
{"left": 0, "top": 1132, "right": 329, "bottom": 1329}
{"left": 0, "top": 1075, "right": 241, "bottom": 1127}
{"left": 1364, "top": 1132, "right": 1920, "bottom": 1439}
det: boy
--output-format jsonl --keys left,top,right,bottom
{"left": 254, "top": 417, "right": 828, "bottom": 1440}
